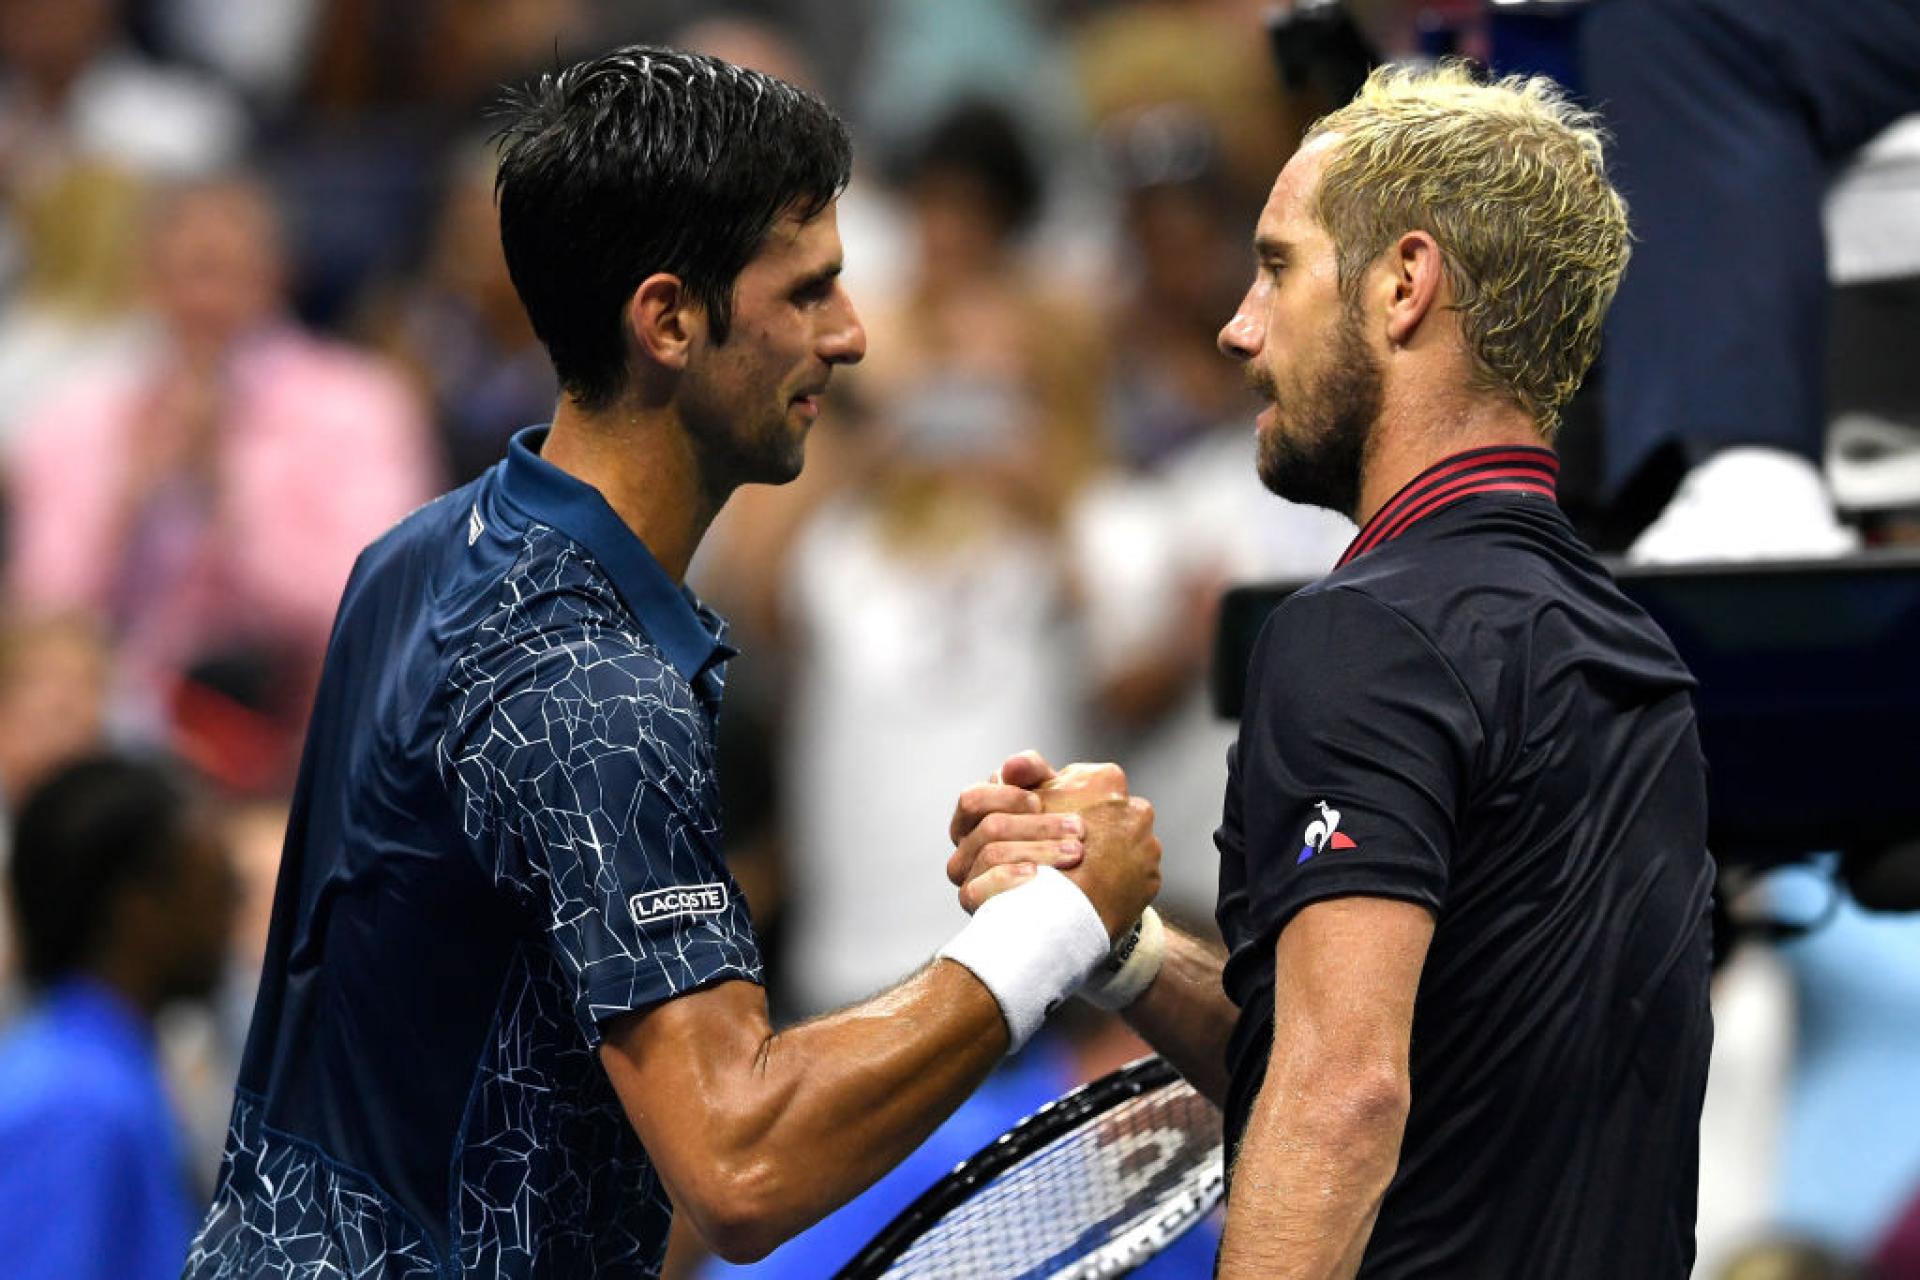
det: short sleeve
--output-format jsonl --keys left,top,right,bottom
{"left": 1232, "top": 585, "right": 1482, "bottom": 946}
{"left": 444, "top": 632, "right": 762, "bottom": 1044}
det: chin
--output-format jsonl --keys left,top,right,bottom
{"left": 746, "top": 431, "right": 808, "bottom": 488}
{"left": 1258, "top": 426, "right": 1360, "bottom": 517}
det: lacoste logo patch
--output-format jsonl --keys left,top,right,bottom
{"left": 629, "top": 882, "right": 729, "bottom": 926}
{"left": 467, "top": 504, "right": 486, "bottom": 546}
{"left": 1298, "top": 800, "right": 1358, "bottom": 864}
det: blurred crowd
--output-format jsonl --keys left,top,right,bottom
{"left": 0, "top": 1, "right": 1917, "bottom": 1277}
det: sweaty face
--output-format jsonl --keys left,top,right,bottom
{"left": 679, "top": 203, "right": 866, "bottom": 499}
{"left": 1220, "top": 137, "right": 1383, "bottom": 519}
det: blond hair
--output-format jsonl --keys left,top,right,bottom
{"left": 1306, "top": 62, "right": 1629, "bottom": 435}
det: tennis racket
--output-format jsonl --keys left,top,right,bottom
{"left": 836, "top": 1056, "right": 1225, "bottom": 1280}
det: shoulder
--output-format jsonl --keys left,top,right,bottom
{"left": 446, "top": 525, "right": 704, "bottom": 749}
{"left": 1248, "top": 581, "right": 1484, "bottom": 753}
{"left": 459, "top": 526, "right": 674, "bottom": 681}
{"left": 1258, "top": 580, "right": 1457, "bottom": 681}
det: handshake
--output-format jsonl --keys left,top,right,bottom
{"left": 938, "top": 750, "right": 1166, "bottom": 1051}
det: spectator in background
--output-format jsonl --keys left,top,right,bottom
{"left": 6, "top": 174, "right": 438, "bottom": 747}
{"left": 0, "top": 0, "right": 246, "bottom": 433}
{"left": 1095, "top": 105, "right": 1256, "bottom": 470}
{"left": 0, "top": 754, "right": 238, "bottom": 1280}
{"left": 361, "top": 141, "right": 557, "bottom": 483}
{"left": 0, "top": 0, "right": 244, "bottom": 202}
{"left": 866, "top": 97, "right": 1107, "bottom": 514}
{"left": 0, "top": 614, "right": 112, "bottom": 1004}
{"left": 777, "top": 98, "right": 1105, "bottom": 1015}
{"left": 0, "top": 614, "right": 111, "bottom": 817}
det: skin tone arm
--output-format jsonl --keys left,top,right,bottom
{"left": 1215, "top": 896, "right": 1431, "bottom": 1279}
{"left": 599, "top": 789, "right": 1158, "bottom": 1264}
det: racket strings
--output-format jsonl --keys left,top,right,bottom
{"left": 878, "top": 1084, "right": 1222, "bottom": 1279}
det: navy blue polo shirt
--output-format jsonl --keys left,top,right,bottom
{"left": 187, "top": 427, "right": 759, "bottom": 1278}
{"left": 1216, "top": 446, "right": 1715, "bottom": 1278}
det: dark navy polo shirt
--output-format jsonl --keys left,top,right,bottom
{"left": 1216, "top": 446, "right": 1715, "bottom": 1278}
{"left": 187, "top": 427, "right": 759, "bottom": 1278}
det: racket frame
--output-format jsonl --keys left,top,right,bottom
{"left": 835, "top": 1056, "right": 1216, "bottom": 1279}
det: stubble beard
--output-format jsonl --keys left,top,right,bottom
{"left": 685, "top": 387, "right": 809, "bottom": 512}
{"left": 1254, "top": 306, "right": 1384, "bottom": 520}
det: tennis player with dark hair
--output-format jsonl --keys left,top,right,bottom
{"left": 185, "top": 47, "right": 1159, "bottom": 1277}
{"left": 953, "top": 63, "right": 1714, "bottom": 1278}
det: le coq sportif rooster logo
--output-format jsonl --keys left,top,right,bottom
{"left": 1298, "top": 800, "right": 1358, "bottom": 865}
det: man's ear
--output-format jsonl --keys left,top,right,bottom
{"left": 626, "top": 273, "right": 700, "bottom": 371}
{"left": 1383, "top": 230, "right": 1446, "bottom": 347}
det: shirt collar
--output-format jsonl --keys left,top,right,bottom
{"left": 498, "top": 426, "right": 735, "bottom": 691}
{"left": 1337, "top": 444, "right": 1560, "bottom": 569}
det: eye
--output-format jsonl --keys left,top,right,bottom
{"left": 792, "top": 275, "right": 837, "bottom": 306}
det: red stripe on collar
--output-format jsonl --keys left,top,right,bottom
{"left": 1338, "top": 446, "right": 1559, "bottom": 568}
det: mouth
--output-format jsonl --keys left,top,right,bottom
{"left": 790, "top": 380, "right": 830, "bottom": 415}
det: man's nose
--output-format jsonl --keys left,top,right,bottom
{"left": 822, "top": 287, "right": 867, "bottom": 366}
{"left": 1218, "top": 299, "right": 1263, "bottom": 362}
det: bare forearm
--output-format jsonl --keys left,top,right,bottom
{"left": 1215, "top": 1071, "right": 1408, "bottom": 1279}
{"left": 635, "top": 963, "right": 1007, "bottom": 1259}
{"left": 1118, "top": 923, "right": 1236, "bottom": 1106}
{"left": 754, "top": 962, "right": 1006, "bottom": 1205}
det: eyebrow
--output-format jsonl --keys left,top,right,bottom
{"left": 1253, "top": 235, "right": 1292, "bottom": 260}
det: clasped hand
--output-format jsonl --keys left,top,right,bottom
{"left": 946, "top": 750, "right": 1162, "bottom": 940}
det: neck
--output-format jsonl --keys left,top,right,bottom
{"left": 1352, "top": 388, "right": 1545, "bottom": 527}
{"left": 540, "top": 397, "right": 719, "bottom": 583}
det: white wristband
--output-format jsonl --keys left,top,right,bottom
{"left": 938, "top": 865, "right": 1112, "bottom": 1053}
{"left": 1079, "top": 906, "right": 1165, "bottom": 1010}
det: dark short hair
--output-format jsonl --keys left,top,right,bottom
{"left": 492, "top": 46, "right": 853, "bottom": 412}
{"left": 8, "top": 756, "right": 189, "bottom": 988}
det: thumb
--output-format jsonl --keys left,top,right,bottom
{"left": 999, "top": 749, "right": 1056, "bottom": 790}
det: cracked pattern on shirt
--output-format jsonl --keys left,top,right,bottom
{"left": 442, "top": 524, "right": 761, "bottom": 1044}
{"left": 452, "top": 941, "right": 671, "bottom": 1275}
{"left": 185, "top": 1093, "right": 442, "bottom": 1277}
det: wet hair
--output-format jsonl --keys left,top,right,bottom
{"left": 8, "top": 755, "right": 189, "bottom": 988}
{"left": 1306, "top": 61, "right": 1630, "bottom": 436}
{"left": 492, "top": 46, "right": 852, "bottom": 412}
